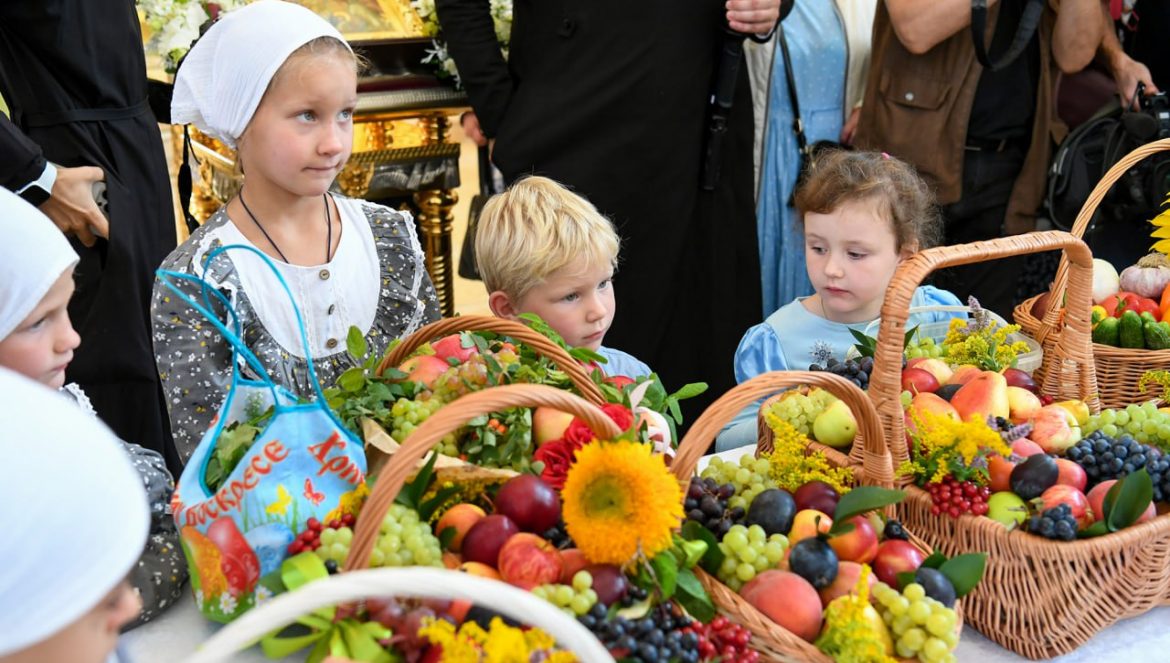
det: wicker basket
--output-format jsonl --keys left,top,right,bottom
{"left": 375, "top": 315, "right": 606, "bottom": 405}
{"left": 673, "top": 370, "right": 961, "bottom": 663}
{"left": 871, "top": 231, "right": 1170, "bottom": 658}
{"left": 1014, "top": 138, "right": 1170, "bottom": 409}
{"left": 183, "top": 568, "right": 614, "bottom": 662}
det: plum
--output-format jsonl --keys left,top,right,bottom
{"left": 746, "top": 488, "right": 796, "bottom": 536}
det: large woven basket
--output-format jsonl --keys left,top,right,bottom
{"left": 375, "top": 315, "right": 606, "bottom": 406}
{"left": 673, "top": 371, "right": 961, "bottom": 663}
{"left": 872, "top": 231, "right": 1170, "bottom": 658}
{"left": 1014, "top": 138, "right": 1170, "bottom": 409}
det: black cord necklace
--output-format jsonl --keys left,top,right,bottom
{"left": 238, "top": 191, "right": 332, "bottom": 264}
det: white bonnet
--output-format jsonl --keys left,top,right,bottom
{"left": 0, "top": 187, "right": 79, "bottom": 339}
{"left": 171, "top": 0, "right": 352, "bottom": 147}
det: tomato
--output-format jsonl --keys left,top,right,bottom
{"left": 1161, "top": 282, "right": 1170, "bottom": 321}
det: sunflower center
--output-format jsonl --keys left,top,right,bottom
{"left": 582, "top": 475, "right": 630, "bottom": 518}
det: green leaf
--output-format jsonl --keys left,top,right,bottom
{"left": 337, "top": 367, "right": 366, "bottom": 393}
{"left": 396, "top": 451, "right": 439, "bottom": 510}
{"left": 438, "top": 526, "right": 456, "bottom": 550}
{"left": 417, "top": 485, "right": 462, "bottom": 522}
{"left": 670, "top": 382, "right": 709, "bottom": 401}
{"left": 1077, "top": 520, "right": 1110, "bottom": 538}
{"left": 895, "top": 571, "right": 917, "bottom": 590}
{"left": 1106, "top": 468, "right": 1154, "bottom": 532}
{"left": 829, "top": 487, "right": 905, "bottom": 533}
{"left": 938, "top": 553, "right": 986, "bottom": 598}
{"left": 681, "top": 521, "right": 725, "bottom": 574}
{"left": 903, "top": 324, "right": 921, "bottom": 349}
{"left": 674, "top": 568, "right": 715, "bottom": 623}
{"left": 667, "top": 399, "right": 683, "bottom": 424}
{"left": 651, "top": 550, "right": 679, "bottom": 599}
{"left": 921, "top": 549, "right": 947, "bottom": 570}
{"left": 346, "top": 326, "right": 368, "bottom": 360}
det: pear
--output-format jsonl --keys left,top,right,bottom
{"left": 812, "top": 399, "right": 857, "bottom": 448}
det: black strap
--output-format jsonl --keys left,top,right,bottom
{"left": 777, "top": 26, "right": 809, "bottom": 158}
{"left": 970, "top": 0, "right": 1044, "bottom": 72}
{"left": 177, "top": 126, "right": 201, "bottom": 234}
{"left": 22, "top": 98, "right": 151, "bottom": 128}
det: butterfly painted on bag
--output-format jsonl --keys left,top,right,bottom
{"left": 265, "top": 484, "right": 292, "bottom": 516}
{"left": 304, "top": 477, "right": 325, "bottom": 506}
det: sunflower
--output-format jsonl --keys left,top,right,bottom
{"left": 561, "top": 440, "right": 684, "bottom": 565}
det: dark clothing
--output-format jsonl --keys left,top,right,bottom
{"left": 968, "top": 0, "right": 1041, "bottom": 142}
{"left": 0, "top": 1, "right": 180, "bottom": 473}
{"left": 436, "top": 0, "right": 763, "bottom": 423}
{"left": 1126, "top": 1, "right": 1170, "bottom": 93}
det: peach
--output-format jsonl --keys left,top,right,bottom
{"left": 817, "top": 561, "right": 875, "bottom": 608}
{"left": 988, "top": 453, "right": 1017, "bottom": 493}
{"left": 396, "top": 354, "right": 451, "bottom": 389}
{"left": 1007, "top": 386, "right": 1043, "bottom": 424}
{"left": 558, "top": 548, "right": 591, "bottom": 584}
{"left": 532, "top": 407, "right": 575, "bottom": 445}
{"left": 497, "top": 533, "right": 564, "bottom": 590}
{"left": 1012, "top": 438, "right": 1045, "bottom": 457}
{"left": 788, "top": 509, "right": 833, "bottom": 546}
{"left": 458, "top": 561, "right": 502, "bottom": 580}
{"left": 741, "top": 570, "right": 824, "bottom": 642}
{"left": 949, "top": 371, "right": 1010, "bottom": 421}
{"left": 436, "top": 503, "right": 486, "bottom": 552}
{"left": 827, "top": 515, "right": 878, "bottom": 564}
{"left": 442, "top": 551, "right": 461, "bottom": 569}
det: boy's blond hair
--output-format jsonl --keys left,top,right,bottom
{"left": 475, "top": 176, "right": 620, "bottom": 299}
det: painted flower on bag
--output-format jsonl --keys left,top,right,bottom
{"left": 254, "top": 585, "right": 273, "bottom": 607}
{"left": 218, "top": 591, "right": 238, "bottom": 615}
{"left": 194, "top": 588, "right": 205, "bottom": 611}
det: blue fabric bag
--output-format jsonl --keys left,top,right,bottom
{"left": 158, "top": 245, "right": 366, "bottom": 622}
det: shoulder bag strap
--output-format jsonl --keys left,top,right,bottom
{"left": 777, "top": 25, "right": 809, "bottom": 158}
{"left": 970, "top": 0, "right": 1045, "bottom": 72}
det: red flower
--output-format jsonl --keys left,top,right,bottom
{"left": 600, "top": 403, "right": 635, "bottom": 432}
{"left": 563, "top": 419, "right": 595, "bottom": 447}
{"left": 533, "top": 438, "right": 580, "bottom": 491}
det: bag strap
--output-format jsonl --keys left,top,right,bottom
{"left": 777, "top": 25, "right": 809, "bottom": 158}
{"left": 970, "top": 0, "right": 1044, "bottom": 72}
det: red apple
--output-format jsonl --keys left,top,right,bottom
{"left": 1086, "top": 480, "right": 1157, "bottom": 524}
{"left": 461, "top": 514, "right": 519, "bottom": 567}
{"left": 1012, "top": 438, "right": 1045, "bottom": 458}
{"left": 871, "top": 539, "right": 926, "bottom": 586}
{"left": 431, "top": 333, "right": 477, "bottom": 363}
{"left": 1002, "top": 367, "right": 1038, "bottom": 394}
{"left": 497, "top": 533, "right": 564, "bottom": 590}
{"left": 827, "top": 515, "right": 879, "bottom": 564}
{"left": 495, "top": 474, "right": 562, "bottom": 533}
{"left": 901, "top": 367, "right": 941, "bottom": 395}
{"left": 396, "top": 354, "right": 451, "bottom": 389}
{"left": 1037, "top": 485, "right": 1092, "bottom": 529}
{"left": 436, "top": 503, "right": 486, "bottom": 552}
{"left": 1053, "top": 458, "right": 1088, "bottom": 492}
{"left": 606, "top": 375, "right": 636, "bottom": 389}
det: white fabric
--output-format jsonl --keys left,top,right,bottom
{"left": 0, "top": 368, "right": 149, "bottom": 656}
{"left": 0, "top": 187, "right": 80, "bottom": 339}
{"left": 195, "top": 196, "right": 380, "bottom": 359}
{"left": 171, "top": 0, "right": 351, "bottom": 148}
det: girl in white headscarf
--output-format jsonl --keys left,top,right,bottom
{"left": 0, "top": 187, "right": 186, "bottom": 626}
{"left": 0, "top": 367, "right": 149, "bottom": 663}
{"left": 157, "top": 0, "right": 441, "bottom": 460}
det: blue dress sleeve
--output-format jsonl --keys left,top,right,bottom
{"left": 911, "top": 286, "right": 966, "bottom": 324}
{"left": 596, "top": 346, "right": 652, "bottom": 379}
{"left": 717, "top": 324, "right": 791, "bottom": 453}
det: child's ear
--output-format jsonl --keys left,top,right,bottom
{"left": 898, "top": 241, "right": 920, "bottom": 261}
{"left": 488, "top": 291, "right": 520, "bottom": 320}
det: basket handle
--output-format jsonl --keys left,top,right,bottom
{"left": 182, "top": 568, "right": 614, "bottom": 663}
{"left": 870, "top": 231, "right": 1099, "bottom": 468}
{"left": 343, "top": 384, "right": 623, "bottom": 572}
{"left": 376, "top": 315, "right": 606, "bottom": 405}
{"left": 671, "top": 371, "right": 891, "bottom": 488}
{"left": 1040, "top": 137, "right": 1170, "bottom": 339}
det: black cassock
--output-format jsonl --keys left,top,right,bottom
{"left": 437, "top": 0, "right": 763, "bottom": 426}
{"left": 0, "top": 1, "right": 180, "bottom": 471}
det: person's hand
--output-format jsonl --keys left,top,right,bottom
{"left": 726, "top": 0, "right": 781, "bottom": 35}
{"left": 460, "top": 111, "right": 488, "bottom": 147}
{"left": 38, "top": 165, "right": 108, "bottom": 247}
{"left": 840, "top": 107, "right": 862, "bottom": 145}
{"left": 1109, "top": 51, "right": 1158, "bottom": 109}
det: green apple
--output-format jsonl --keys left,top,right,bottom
{"left": 987, "top": 491, "right": 1027, "bottom": 528}
{"left": 812, "top": 399, "right": 857, "bottom": 448}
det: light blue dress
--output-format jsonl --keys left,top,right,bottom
{"left": 757, "top": 1, "right": 848, "bottom": 314}
{"left": 597, "top": 345, "right": 651, "bottom": 379}
{"left": 716, "top": 285, "right": 964, "bottom": 451}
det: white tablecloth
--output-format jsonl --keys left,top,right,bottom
{"left": 122, "top": 447, "right": 1170, "bottom": 662}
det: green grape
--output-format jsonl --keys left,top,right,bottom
{"left": 908, "top": 600, "right": 931, "bottom": 624}
{"left": 903, "top": 582, "right": 926, "bottom": 602}
{"left": 926, "top": 611, "right": 953, "bottom": 637}
{"left": 922, "top": 637, "right": 950, "bottom": 662}
{"left": 553, "top": 584, "right": 574, "bottom": 606}
{"left": 572, "top": 570, "right": 593, "bottom": 592}
{"left": 569, "top": 594, "right": 593, "bottom": 616}
{"left": 888, "top": 596, "right": 909, "bottom": 617}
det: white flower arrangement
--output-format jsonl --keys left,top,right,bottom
{"left": 411, "top": 0, "right": 512, "bottom": 89}
{"left": 138, "top": 0, "right": 247, "bottom": 73}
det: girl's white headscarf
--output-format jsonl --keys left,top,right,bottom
{"left": 0, "top": 367, "right": 149, "bottom": 656}
{"left": 0, "top": 187, "right": 80, "bottom": 340}
{"left": 171, "top": 0, "right": 352, "bottom": 148}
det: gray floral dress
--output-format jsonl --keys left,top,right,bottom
{"left": 152, "top": 196, "right": 440, "bottom": 461}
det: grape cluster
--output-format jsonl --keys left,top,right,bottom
{"left": 432, "top": 354, "right": 491, "bottom": 398}
{"left": 617, "top": 584, "right": 650, "bottom": 608}
{"left": 700, "top": 454, "right": 778, "bottom": 512}
{"left": 532, "top": 571, "right": 599, "bottom": 617}
{"left": 715, "top": 524, "right": 789, "bottom": 591}
{"left": 1083, "top": 402, "right": 1170, "bottom": 450}
{"left": 809, "top": 356, "right": 873, "bottom": 389}
{"left": 765, "top": 388, "right": 837, "bottom": 437}
{"left": 581, "top": 602, "right": 705, "bottom": 663}
{"left": 1066, "top": 432, "right": 1154, "bottom": 486}
{"left": 684, "top": 477, "right": 742, "bottom": 538}
{"left": 926, "top": 476, "right": 990, "bottom": 517}
{"left": 905, "top": 335, "right": 945, "bottom": 359}
{"left": 1148, "top": 453, "right": 1170, "bottom": 503}
{"left": 368, "top": 504, "right": 443, "bottom": 568}
{"left": 541, "top": 520, "right": 576, "bottom": 550}
{"left": 389, "top": 395, "right": 445, "bottom": 443}
{"left": 1027, "top": 504, "right": 1079, "bottom": 541}
{"left": 873, "top": 581, "right": 959, "bottom": 663}
{"left": 681, "top": 616, "right": 759, "bottom": 662}
{"left": 314, "top": 525, "right": 355, "bottom": 564}
{"left": 289, "top": 515, "right": 357, "bottom": 556}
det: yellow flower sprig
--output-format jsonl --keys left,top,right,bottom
{"left": 943, "top": 317, "right": 1029, "bottom": 372}
{"left": 417, "top": 617, "right": 577, "bottom": 663}
{"left": 897, "top": 411, "right": 1011, "bottom": 486}
{"left": 762, "top": 410, "right": 853, "bottom": 494}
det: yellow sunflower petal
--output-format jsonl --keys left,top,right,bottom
{"left": 1153, "top": 239, "right": 1170, "bottom": 254}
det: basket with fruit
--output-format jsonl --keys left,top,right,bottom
{"left": 872, "top": 231, "right": 1170, "bottom": 658}
{"left": 673, "top": 370, "right": 978, "bottom": 663}
{"left": 1015, "top": 137, "right": 1170, "bottom": 409}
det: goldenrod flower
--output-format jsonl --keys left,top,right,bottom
{"left": 561, "top": 440, "right": 684, "bottom": 566}
{"left": 418, "top": 617, "right": 577, "bottom": 662}
{"left": 762, "top": 410, "right": 853, "bottom": 494}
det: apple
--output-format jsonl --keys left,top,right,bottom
{"left": 794, "top": 481, "right": 840, "bottom": 515}
{"left": 1007, "top": 386, "right": 1043, "bottom": 424}
{"left": 605, "top": 375, "right": 636, "bottom": 389}
{"left": 497, "top": 533, "right": 564, "bottom": 590}
{"left": 987, "top": 491, "right": 1028, "bottom": 528}
{"left": 1037, "top": 485, "right": 1092, "bottom": 529}
{"left": 812, "top": 399, "right": 858, "bottom": 448}
{"left": 461, "top": 514, "right": 520, "bottom": 567}
{"left": 495, "top": 474, "right": 562, "bottom": 533}
{"left": 458, "top": 561, "right": 502, "bottom": 580}
{"left": 396, "top": 354, "right": 451, "bottom": 389}
{"left": 1054, "top": 458, "right": 1088, "bottom": 492}
{"left": 741, "top": 571, "right": 824, "bottom": 642}
{"left": 1002, "top": 367, "right": 1038, "bottom": 393}
{"left": 431, "top": 333, "right": 477, "bottom": 363}
{"left": 901, "top": 367, "right": 941, "bottom": 395}
{"left": 1086, "top": 480, "right": 1157, "bottom": 524}
{"left": 583, "top": 563, "right": 629, "bottom": 605}
{"left": 436, "top": 503, "right": 486, "bottom": 552}
{"left": 946, "top": 365, "right": 982, "bottom": 386}
{"left": 532, "top": 407, "right": 575, "bottom": 445}
{"left": 827, "top": 515, "right": 878, "bottom": 564}
{"left": 908, "top": 357, "right": 954, "bottom": 385}
{"left": 1012, "top": 438, "right": 1045, "bottom": 457}
{"left": 817, "top": 560, "right": 876, "bottom": 608}
{"left": 1031, "top": 405, "right": 1082, "bottom": 454}
{"left": 871, "top": 539, "right": 926, "bottom": 586}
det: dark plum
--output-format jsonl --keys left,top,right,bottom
{"left": 746, "top": 488, "right": 797, "bottom": 536}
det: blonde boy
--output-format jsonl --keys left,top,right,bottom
{"left": 476, "top": 176, "right": 650, "bottom": 378}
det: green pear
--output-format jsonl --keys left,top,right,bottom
{"left": 812, "top": 399, "right": 857, "bottom": 448}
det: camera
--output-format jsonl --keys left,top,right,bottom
{"left": 1140, "top": 90, "right": 1170, "bottom": 139}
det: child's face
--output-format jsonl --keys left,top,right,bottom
{"left": 3, "top": 579, "right": 140, "bottom": 663}
{"left": 496, "top": 258, "right": 616, "bottom": 351}
{"left": 237, "top": 52, "right": 357, "bottom": 200}
{"left": 0, "top": 268, "right": 80, "bottom": 389}
{"left": 804, "top": 199, "right": 910, "bottom": 324}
